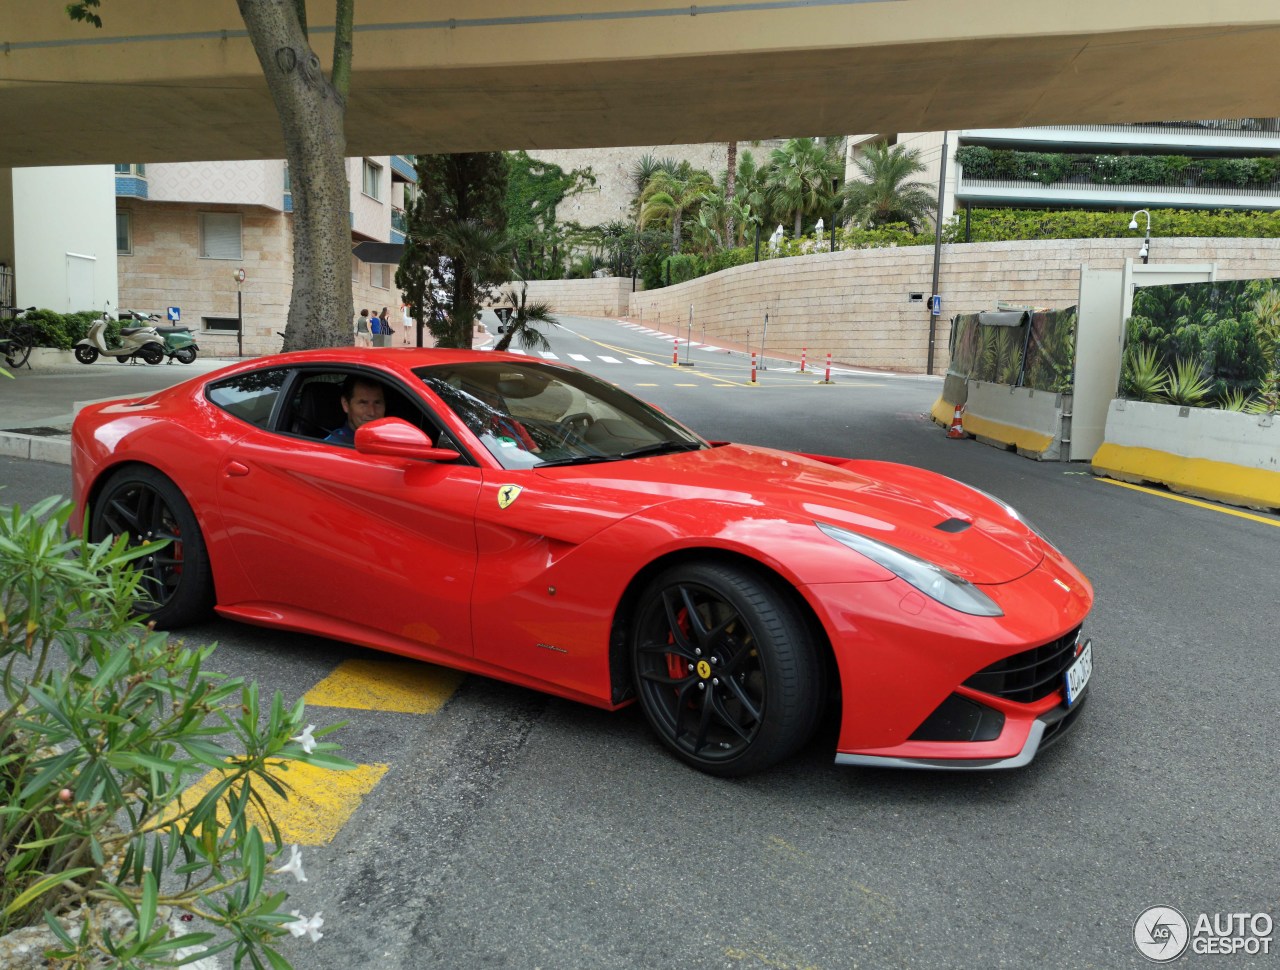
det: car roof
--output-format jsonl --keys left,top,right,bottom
{"left": 202, "top": 346, "right": 529, "bottom": 383}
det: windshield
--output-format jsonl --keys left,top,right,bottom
{"left": 415, "top": 360, "right": 706, "bottom": 470}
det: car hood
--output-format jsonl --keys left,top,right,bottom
{"left": 537, "top": 443, "right": 1044, "bottom": 584}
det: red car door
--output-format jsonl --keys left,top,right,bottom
{"left": 214, "top": 428, "right": 482, "bottom": 660}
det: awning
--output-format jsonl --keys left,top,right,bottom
{"left": 351, "top": 241, "right": 405, "bottom": 264}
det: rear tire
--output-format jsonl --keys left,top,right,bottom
{"left": 174, "top": 346, "right": 197, "bottom": 364}
{"left": 630, "top": 561, "right": 824, "bottom": 776}
{"left": 89, "top": 466, "right": 214, "bottom": 628}
{"left": 3, "top": 325, "right": 33, "bottom": 368}
{"left": 74, "top": 345, "right": 99, "bottom": 364}
{"left": 140, "top": 345, "right": 164, "bottom": 365}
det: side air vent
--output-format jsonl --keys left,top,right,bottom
{"left": 934, "top": 518, "right": 971, "bottom": 533}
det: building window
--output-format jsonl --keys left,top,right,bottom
{"left": 203, "top": 316, "right": 241, "bottom": 332}
{"left": 351, "top": 255, "right": 360, "bottom": 281}
{"left": 199, "top": 212, "right": 242, "bottom": 260}
{"left": 116, "top": 212, "right": 132, "bottom": 255}
{"left": 371, "top": 264, "right": 391, "bottom": 289}
{"left": 362, "top": 159, "right": 382, "bottom": 200}
{"left": 114, "top": 163, "right": 146, "bottom": 177}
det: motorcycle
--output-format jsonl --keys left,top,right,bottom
{"left": 121, "top": 310, "right": 199, "bottom": 364}
{"left": 74, "top": 304, "right": 165, "bottom": 365}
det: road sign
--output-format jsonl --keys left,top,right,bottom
{"left": 929, "top": 295, "right": 941, "bottom": 316}
{"left": 167, "top": 306, "right": 180, "bottom": 322}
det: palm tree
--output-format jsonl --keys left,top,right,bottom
{"left": 725, "top": 141, "right": 738, "bottom": 244}
{"left": 492, "top": 282, "right": 558, "bottom": 353}
{"left": 841, "top": 142, "right": 937, "bottom": 231}
{"left": 732, "top": 150, "right": 771, "bottom": 246}
{"left": 766, "top": 138, "right": 844, "bottom": 236}
{"left": 638, "top": 163, "right": 715, "bottom": 253}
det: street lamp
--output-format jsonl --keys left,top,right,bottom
{"left": 1129, "top": 209, "right": 1151, "bottom": 264}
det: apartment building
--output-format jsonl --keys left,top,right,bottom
{"left": 115, "top": 154, "right": 417, "bottom": 356}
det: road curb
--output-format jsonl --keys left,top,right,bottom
{"left": 0, "top": 430, "right": 71, "bottom": 465}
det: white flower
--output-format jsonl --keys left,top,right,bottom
{"left": 291, "top": 724, "right": 317, "bottom": 754}
{"left": 274, "top": 844, "right": 307, "bottom": 883}
{"left": 285, "top": 910, "right": 324, "bottom": 943}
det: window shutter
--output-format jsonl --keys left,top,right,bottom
{"left": 200, "top": 213, "right": 242, "bottom": 259}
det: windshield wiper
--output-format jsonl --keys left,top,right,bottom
{"left": 615, "top": 440, "right": 704, "bottom": 460}
{"left": 536, "top": 440, "right": 703, "bottom": 467}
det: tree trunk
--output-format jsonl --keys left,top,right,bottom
{"left": 237, "top": 0, "right": 353, "bottom": 350}
{"left": 725, "top": 141, "right": 738, "bottom": 244}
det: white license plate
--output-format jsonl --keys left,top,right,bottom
{"left": 1064, "top": 640, "right": 1093, "bottom": 707}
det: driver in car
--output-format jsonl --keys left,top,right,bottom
{"left": 325, "top": 376, "right": 386, "bottom": 444}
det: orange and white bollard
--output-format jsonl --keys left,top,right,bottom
{"left": 751, "top": 351, "right": 758, "bottom": 383}
{"left": 800, "top": 347, "right": 807, "bottom": 372}
{"left": 824, "top": 352, "right": 832, "bottom": 383}
{"left": 946, "top": 404, "right": 968, "bottom": 439}
{"left": 673, "top": 338, "right": 679, "bottom": 365}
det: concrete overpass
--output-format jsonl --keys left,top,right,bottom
{"left": 2, "top": 1, "right": 1279, "bottom": 168}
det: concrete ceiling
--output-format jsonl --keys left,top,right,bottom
{"left": 2, "top": 0, "right": 1279, "bottom": 168}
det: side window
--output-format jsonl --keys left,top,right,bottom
{"left": 285, "top": 371, "right": 447, "bottom": 450}
{"left": 206, "top": 369, "right": 288, "bottom": 428}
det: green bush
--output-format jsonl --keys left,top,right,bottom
{"left": 954, "top": 145, "right": 1280, "bottom": 191}
{"left": 0, "top": 496, "right": 352, "bottom": 967}
{"left": 17, "top": 309, "right": 105, "bottom": 350}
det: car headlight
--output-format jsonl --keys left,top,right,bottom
{"left": 816, "top": 522, "right": 1003, "bottom": 617}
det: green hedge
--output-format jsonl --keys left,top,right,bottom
{"left": 943, "top": 207, "right": 1280, "bottom": 243}
{"left": 18, "top": 309, "right": 110, "bottom": 350}
{"left": 954, "top": 145, "right": 1280, "bottom": 190}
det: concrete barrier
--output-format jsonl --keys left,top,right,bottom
{"left": 1092, "top": 400, "right": 1280, "bottom": 512}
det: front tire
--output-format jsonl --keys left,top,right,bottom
{"left": 90, "top": 466, "right": 214, "bottom": 628}
{"left": 630, "top": 562, "right": 823, "bottom": 776}
{"left": 74, "top": 345, "right": 99, "bottom": 364}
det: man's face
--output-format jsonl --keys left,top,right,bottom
{"left": 342, "top": 382, "right": 386, "bottom": 430}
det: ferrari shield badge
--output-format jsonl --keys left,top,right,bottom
{"left": 497, "top": 484, "right": 523, "bottom": 509}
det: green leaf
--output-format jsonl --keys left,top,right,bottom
{"left": 3, "top": 867, "right": 95, "bottom": 915}
{"left": 138, "top": 870, "right": 157, "bottom": 940}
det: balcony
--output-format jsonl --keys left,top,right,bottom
{"left": 963, "top": 120, "right": 1280, "bottom": 155}
{"left": 114, "top": 163, "right": 148, "bottom": 199}
{"left": 956, "top": 149, "right": 1280, "bottom": 211}
{"left": 391, "top": 155, "right": 416, "bottom": 181}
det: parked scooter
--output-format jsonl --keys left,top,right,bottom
{"left": 74, "top": 305, "right": 165, "bottom": 365}
{"left": 121, "top": 310, "right": 200, "bottom": 364}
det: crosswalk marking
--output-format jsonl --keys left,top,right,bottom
{"left": 626, "top": 357, "right": 654, "bottom": 366}
{"left": 598, "top": 355, "right": 621, "bottom": 363}
{"left": 540, "top": 351, "right": 559, "bottom": 359}
{"left": 568, "top": 353, "right": 590, "bottom": 362}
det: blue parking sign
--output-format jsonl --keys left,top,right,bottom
{"left": 167, "top": 306, "right": 181, "bottom": 322}
{"left": 929, "top": 295, "right": 941, "bottom": 316}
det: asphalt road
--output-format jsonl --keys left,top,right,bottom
{"left": 2, "top": 315, "right": 1277, "bottom": 969}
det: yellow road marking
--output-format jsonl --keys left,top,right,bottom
{"left": 1097, "top": 477, "right": 1280, "bottom": 527}
{"left": 304, "top": 658, "right": 465, "bottom": 714}
{"left": 171, "top": 761, "right": 389, "bottom": 846}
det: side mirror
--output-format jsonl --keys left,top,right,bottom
{"left": 354, "top": 418, "right": 460, "bottom": 462}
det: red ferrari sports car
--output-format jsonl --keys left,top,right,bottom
{"left": 71, "top": 348, "right": 1093, "bottom": 776}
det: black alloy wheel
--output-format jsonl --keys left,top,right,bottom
{"left": 141, "top": 345, "right": 164, "bottom": 365}
{"left": 90, "top": 466, "right": 214, "bottom": 628}
{"left": 631, "top": 562, "right": 823, "bottom": 776}
{"left": 74, "top": 345, "right": 98, "bottom": 364}
{"left": 174, "top": 346, "right": 198, "bottom": 364}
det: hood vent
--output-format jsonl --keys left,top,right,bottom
{"left": 934, "top": 517, "right": 972, "bottom": 533}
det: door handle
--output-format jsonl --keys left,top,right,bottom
{"left": 225, "top": 461, "right": 250, "bottom": 477}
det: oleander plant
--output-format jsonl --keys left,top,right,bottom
{"left": 0, "top": 495, "right": 350, "bottom": 968}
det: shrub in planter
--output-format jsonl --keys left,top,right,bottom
{"left": 0, "top": 496, "right": 351, "bottom": 968}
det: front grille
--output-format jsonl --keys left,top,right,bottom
{"left": 964, "top": 627, "right": 1083, "bottom": 704}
